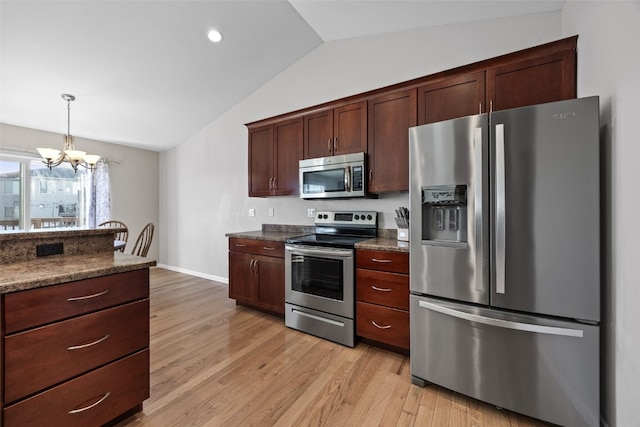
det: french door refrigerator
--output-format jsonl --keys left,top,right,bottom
{"left": 408, "top": 96, "right": 600, "bottom": 427}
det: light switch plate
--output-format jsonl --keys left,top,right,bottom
{"left": 249, "top": 208, "right": 255, "bottom": 217}
{"left": 307, "top": 208, "right": 316, "bottom": 217}
{"left": 268, "top": 208, "right": 274, "bottom": 217}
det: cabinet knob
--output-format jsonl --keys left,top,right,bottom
{"left": 328, "top": 139, "right": 332, "bottom": 153}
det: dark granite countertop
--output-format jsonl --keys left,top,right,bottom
{"left": 0, "top": 253, "right": 156, "bottom": 294}
{"left": 356, "top": 237, "right": 409, "bottom": 253}
{"left": 227, "top": 224, "right": 409, "bottom": 253}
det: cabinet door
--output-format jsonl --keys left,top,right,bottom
{"left": 418, "top": 71, "right": 485, "bottom": 125}
{"left": 273, "top": 117, "right": 303, "bottom": 196}
{"left": 333, "top": 101, "right": 367, "bottom": 155}
{"left": 254, "top": 254, "right": 285, "bottom": 315}
{"left": 486, "top": 50, "right": 576, "bottom": 112}
{"left": 367, "top": 89, "right": 416, "bottom": 193}
{"left": 228, "top": 251, "right": 256, "bottom": 304}
{"left": 304, "top": 109, "right": 333, "bottom": 159}
{"left": 248, "top": 124, "right": 274, "bottom": 197}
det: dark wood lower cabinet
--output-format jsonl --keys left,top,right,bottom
{"left": 228, "top": 238, "right": 285, "bottom": 316}
{"left": 356, "top": 249, "right": 410, "bottom": 354}
{"left": 1, "top": 269, "right": 151, "bottom": 426}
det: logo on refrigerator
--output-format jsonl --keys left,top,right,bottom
{"left": 553, "top": 112, "right": 576, "bottom": 119}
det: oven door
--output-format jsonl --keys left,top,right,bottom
{"left": 285, "top": 244, "right": 354, "bottom": 319}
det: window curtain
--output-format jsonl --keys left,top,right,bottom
{"left": 87, "top": 158, "right": 110, "bottom": 228}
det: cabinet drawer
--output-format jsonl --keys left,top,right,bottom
{"left": 229, "top": 238, "right": 284, "bottom": 257}
{"left": 356, "top": 249, "right": 408, "bottom": 274}
{"left": 4, "top": 300, "right": 149, "bottom": 403}
{"left": 356, "top": 268, "right": 409, "bottom": 310}
{"left": 4, "top": 349, "right": 149, "bottom": 427}
{"left": 356, "top": 301, "right": 409, "bottom": 350}
{"left": 3, "top": 269, "right": 149, "bottom": 334}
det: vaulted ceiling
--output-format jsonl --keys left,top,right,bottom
{"left": 0, "top": 1, "right": 565, "bottom": 151}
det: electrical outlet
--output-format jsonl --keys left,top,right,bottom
{"left": 249, "top": 208, "right": 255, "bottom": 217}
{"left": 307, "top": 208, "right": 316, "bottom": 217}
{"left": 268, "top": 208, "right": 274, "bottom": 217}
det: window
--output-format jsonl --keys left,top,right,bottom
{"left": 0, "top": 155, "right": 90, "bottom": 230}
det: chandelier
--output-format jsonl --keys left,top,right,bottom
{"left": 37, "top": 94, "right": 100, "bottom": 172}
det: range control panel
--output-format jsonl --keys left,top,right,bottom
{"left": 315, "top": 211, "right": 377, "bottom": 227}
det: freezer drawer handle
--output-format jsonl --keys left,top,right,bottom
{"left": 418, "top": 300, "right": 584, "bottom": 338}
{"left": 292, "top": 309, "right": 344, "bottom": 327}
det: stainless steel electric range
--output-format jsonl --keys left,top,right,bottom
{"left": 284, "top": 211, "right": 377, "bottom": 347}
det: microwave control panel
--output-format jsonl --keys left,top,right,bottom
{"left": 352, "top": 166, "right": 363, "bottom": 191}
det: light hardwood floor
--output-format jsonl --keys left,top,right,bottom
{"left": 117, "top": 268, "right": 550, "bottom": 427}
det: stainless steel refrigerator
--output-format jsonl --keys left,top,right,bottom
{"left": 408, "top": 96, "right": 600, "bottom": 427}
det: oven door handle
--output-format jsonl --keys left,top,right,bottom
{"left": 285, "top": 244, "right": 353, "bottom": 259}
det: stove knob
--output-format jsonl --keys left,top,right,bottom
{"left": 367, "top": 214, "right": 373, "bottom": 220}
{"left": 354, "top": 214, "right": 360, "bottom": 220}
{"left": 323, "top": 214, "right": 328, "bottom": 219}
{"left": 317, "top": 214, "right": 322, "bottom": 219}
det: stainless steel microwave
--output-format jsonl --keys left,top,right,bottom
{"left": 299, "top": 152, "right": 368, "bottom": 199}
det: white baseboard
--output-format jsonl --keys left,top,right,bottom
{"left": 155, "top": 263, "right": 228, "bottom": 284}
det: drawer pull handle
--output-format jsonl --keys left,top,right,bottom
{"left": 263, "top": 246, "right": 276, "bottom": 251}
{"left": 67, "top": 289, "right": 109, "bottom": 302}
{"left": 68, "top": 392, "right": 111, "bottom": 414}
{"left": 67, "top": 334, "right": 110, "bottom": 351}
{"left": 371, "top": 258, "right": 392, "bottom": 263}
{"left": 234, "top": 243, "right": 247, "bottom": 247}
{"left": 372, "top": 321, "right": 392, "bottom": 329}
{"left": 371, "top": 286, "right": 392, "bottom": 292}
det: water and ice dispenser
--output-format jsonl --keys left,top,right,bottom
{"left": 421, "top": 185, "right": 467, "bottom": 244}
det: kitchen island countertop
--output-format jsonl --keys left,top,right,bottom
{"left": 0, "top": 253, "right": 156, "bottom": 294}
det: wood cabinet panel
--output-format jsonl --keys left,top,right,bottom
{"left": 487, "top": 50, "right": 576, "bottom": 112}
{"left": 356, "top": 301, "right": 409, "bottom": 350}
{"left": 304, "top": 109, "right": 333, "bottom": 159}
{"left": 356, "top": 249, "right": 409, "bottom": 274}
{"left": 273, "top": 118, "right": 303, "bottom": 195}
{"left": 333, "top": 101, "right": 367, "bottom": 155}
{"left": 229, "top": 238, "right": 284, "bottom": 258}
{"left": 418, "top": 71, "right": 485, "bottom": 125}
{"left": 3, "top": 269, "right": 149, "bottom": 334}
{"left": 228, "top": 251, "right": 255, "bottom": 304}
{"left": 228, "top": 239, "right": 285, "bottom": 315}
{"left": 248, "top": 124, "right": 274, "bottom": 197}
{"left": 356, "top": 268, "right": 409, "bottom": 311}
{"left": 4, "top": 300, "right": 149, "bottom": 403}
{"left": 3, "top": 349, "right": 149, "bottom": 427}
{"left": 367, "top": 89, "right": 417, "bottom": 193}
{"left": 254, "top": 254, "right": 285, "bottom": 315}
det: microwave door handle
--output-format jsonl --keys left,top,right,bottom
{"left": 344, "top": 166, "right": 351, "bottom": 192}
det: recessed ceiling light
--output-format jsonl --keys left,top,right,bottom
{"left": 207, "top": 29, "right": 223, "bottom": 43}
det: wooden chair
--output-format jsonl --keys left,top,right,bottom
{"left": 131, "top": 223, "right": 154, "bottom": 257}
{"left": 98, "top": 220, "right": 129, "bottom": 253}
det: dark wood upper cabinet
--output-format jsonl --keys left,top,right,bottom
{"left": 248, "top": 117, "right": 302, "bottom": 197}
{"left": 417, "top": 71, "right": 486, "bottom": 125}
{"left": 333, "top": 101, "right": 367, "bottom": 155}
{"left": 248, "top": 124, "right": 273, "bottom": 197}
{"left": 486, "top": 49, "right": 576, "bottom": 112}
{"left": 304, "top": 101, "right": 367, "bottom": 159}
{"left": 273, "top": 117, "right": 303, "bottom": 196}
{"left": 367, "top": 89, "right": 417, "bottom": 193}
{"left": 247, "top": 36, "right": 578, "bottom": 196}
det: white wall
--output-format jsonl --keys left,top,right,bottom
{"left": 0, "top": 123, "right": 160, "bottom": 260}
{"left": 562, "top": 3, "right": 640, "bottom": 426}
{"left": 159, "top": 11, "right": 561, "bottom": 280}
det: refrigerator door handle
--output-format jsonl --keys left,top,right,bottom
{"left": 474, "top": 127, "right": 484, "bottom": 292}
{"left": 418, "top": 300, "right": 584, "bottom": 338}
{"left": 495, "top": 123, "right": 506, "bottom": 294}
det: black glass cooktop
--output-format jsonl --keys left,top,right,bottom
{"left": 286, "top": 233, "right": 373, "bottom": 249}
